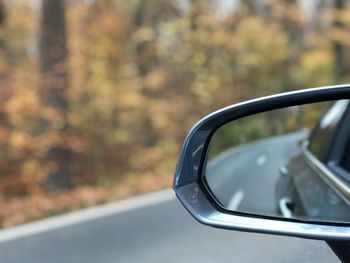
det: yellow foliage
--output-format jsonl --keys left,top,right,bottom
{"left": 4, "top": 89, "right": 40, "bottom": 118}
{"left": 133, "top": 26, "right": 157, "bottom": 43}
{"left": 0, "top": 0, "right": 348, "bottom": 227}
{"left": 144, "top": 69, "right": 168, "bottom": 91}
{"left": 234, "top": 17, "right": 289, "bottom": 69}
{"left": 329, "top": 28, "right": 350, "bottom": 47}
{"left": 9, "top": 131, "right": 31, "bottom": 150}
{"left": 296, "top": 48, "right": 333, "bottom": 86}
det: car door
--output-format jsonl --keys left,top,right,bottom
{"left": 280, "top": 100, "right": 350, "bottom": 222}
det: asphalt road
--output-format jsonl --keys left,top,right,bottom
{"left": 0, "top": 189, "right": 339, "bottom": 263}
{"left": 206, "top": 131, "right": 307, "bottom": 216}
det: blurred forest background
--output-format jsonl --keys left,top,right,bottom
{"left": 0, "top": 0, "right": 349, "bottom": 227}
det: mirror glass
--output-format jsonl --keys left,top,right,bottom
{"left": 204, "top": 99, "right": 350, "bottom": 223}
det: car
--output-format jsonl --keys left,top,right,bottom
{"left": 276, "top": 99, "right": 350, "bottom": 223}
{"left": 173, "top": 86, "right": 350, "bottom": 262}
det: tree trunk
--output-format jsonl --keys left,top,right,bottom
{"left": 0, "top": 0, "right": 5, "bottom": 51}
{"left": 333, "top": 0, "right": 347, "bottom": 80}
{"left": 0, "top": 0, "right": 5, "bottom": 26}
{"left": 39, "top": 0, "right": 71, "bottom": 191}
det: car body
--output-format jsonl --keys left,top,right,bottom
{"left": 277, "top": 99, "right": 350, "bottom": 222}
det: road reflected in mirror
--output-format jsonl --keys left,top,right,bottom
{"left": 204, "top": 100, "right": 350, "bottom": 223}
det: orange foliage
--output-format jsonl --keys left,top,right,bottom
{"left": 0, "top": 0, "right": 348, "bottom": 227}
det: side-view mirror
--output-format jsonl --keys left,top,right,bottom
{"left": 173, "top": 86, "right": 350, "bottom": 248}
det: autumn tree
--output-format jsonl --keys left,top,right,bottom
{"left": 132, "top": 0, "right": 180, "bottom": 147}
{"left": 0, "top": 0, "right": 348, "bottom": 226}
{"left": 0, "top": 0, "right": 4, "bottom": 26}
{"left": 333, "top": 0, "right": 349, "bottom": 80}
{"left": 39, "top": 0, "right": 70, "bottom": 191}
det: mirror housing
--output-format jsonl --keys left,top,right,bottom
{"left": 173, "top": 85, "right": 350, "bottom": 240}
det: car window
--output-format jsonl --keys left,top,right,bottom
{"left": 340, "top": 139, "right": 350, "bottom": 173}
{"left": 308, "top": 100, "right": 349, "bottom": 162}
{"left": 332, "top": 110, "right": 350, "bottom": 176}
{"left": 321, "top": 105, "right": 350, "bottom": 185}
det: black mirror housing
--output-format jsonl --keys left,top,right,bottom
{"left": 173, "top": 85, "right": 350, "bottom": 240}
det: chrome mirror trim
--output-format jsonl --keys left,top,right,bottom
{"left": 176, "top": 182, "right": 350, "bottom": 240}
{"left": 174, "top": 85, "right": 350, "bottom": 240}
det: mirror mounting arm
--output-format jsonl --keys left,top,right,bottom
{"left": 327, "top": 241, "right": 350, "bottom": 263}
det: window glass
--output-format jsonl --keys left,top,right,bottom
{"left": 308, "top": 100, "right": 349, "bottom": 161}
{"left": 340, "top": 139, "right": 350, "bottom": 173}
{"left": 339, "top": 119, "right": 350, "bottom": 173}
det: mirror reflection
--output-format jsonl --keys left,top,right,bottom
{"left": 205, "top": 100, "right": 350, "bottom": 223}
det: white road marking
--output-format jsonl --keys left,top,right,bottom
{"left": 256, "top": 154, "right": 267, "bottom": 166}
{"left": 227, "top": 190, "right": 244, "bottom": 211}
{"left": 279, "top": 166, "right": 288, "bottom": 176}
{"left": 0, "top": 188, "right": 175, "bottom": 242}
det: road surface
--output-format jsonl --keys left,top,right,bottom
{"left": 206, "top": 131, "right": 307, "bottom": 216}
{"left": 0, "top": 189, "right": 339, "bottom": 263}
